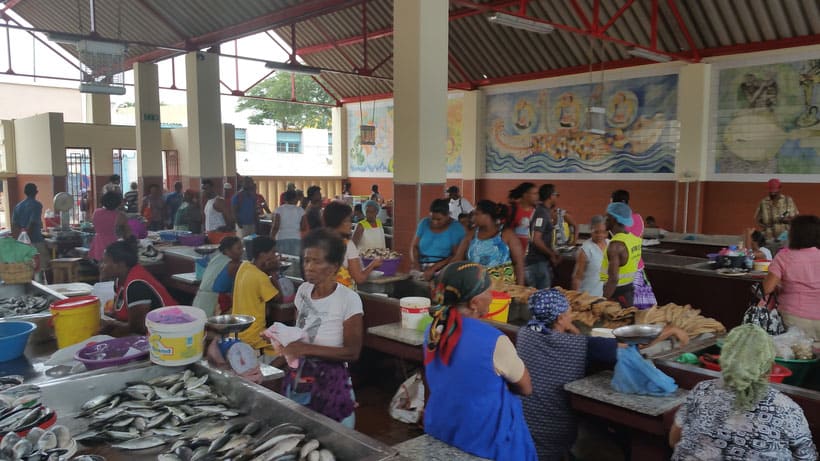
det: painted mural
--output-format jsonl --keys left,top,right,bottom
{"left": 714, "top": 59, "right": 820, "bottom": 174}
{"left": 347, "top": 95, "right": 464, "bottom": 176}
{"left": 485, "top": 74, "right": 679, "bottom": 174}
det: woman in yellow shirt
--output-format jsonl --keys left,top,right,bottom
{"left": 232, "top": 236, "right": 281, "bottom": 354}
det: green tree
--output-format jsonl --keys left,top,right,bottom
{"left": 236, "top": 73, "right": 334, "bottom": 130}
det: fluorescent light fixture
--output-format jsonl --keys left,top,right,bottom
{"left": 78, "top": 39, "right": 126, "bottom": 55}
{"left": 79, "top": 83, "right": 126, "bottom": 95}
{"left": 627, "top": 47, "right": 672, "bottom": 63}
{"left": 47, "top": 32, "right": 80, "bottom": 45}
{"left": 264, "top": 61, "right": 322, "bottom": 76}
{"left": 487, "top": 12, "right": 554, "bottom": 34}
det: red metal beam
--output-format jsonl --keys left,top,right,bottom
{"left": 125, "top": 0, "right": 364, "bottom": 67}
{"left": 242, "top": 69, "right": 276, "bottom": 95}
{"left": 599, "top": 0, "right": 635, "bottom": 34}
{"left": 310, "top": 75, "right": 341, "bottom": 106}
{"left": 650, "top": 0, "right": 659, "bottom": 48}
{"left": 311, "top": 19, "right": 359, "bottom": 71}
{"left": 0, "top": 0, "right": 27, "bottom": 12}
{"left": 569, "top": 0, "right": 591, "bottom": 30}
{"left": 450, "top": 0, "right": 696, "bottom": 62}
{"left": 368, "top": 52, "right": 392, "bottom": 75}
{"left": 6, "top": 17, "right": 84, "bottom": 74}
{"left": 698, "top": 34, "right": 820, "bottom": 58}
{"left": 134, "top": 0, "right": 189, "bottom": 42}
{"left": 298, "top": 0, "right": 520, "bottom": 56}
{"left": 666, "top": 0, "right": 700, "bottom": 60}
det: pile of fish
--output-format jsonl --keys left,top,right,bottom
{"left": 0, "top": 296, "right": 51, "bottom": 317}
{"left": 74, "top": 370, "right": 339, "bottom": 460}
{"left": 0, "top": 384, "right": 55, "bottom": 435}
{"left": 0, "top": 425, "right": 77, "bottom": 461}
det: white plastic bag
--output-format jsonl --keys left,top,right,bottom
{"left": 17, "top": 231, "right": 31, "bottom": 244}
{"left": 773, "top": 327, "right": 814, "bottom": 360}
{"left": 389, "top": 372, "right": 425, "bottom": 424}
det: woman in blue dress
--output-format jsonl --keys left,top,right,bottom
{"left": 454, "top": 200, "right": 525, "bottom": 284}
{"left": 424, "top": 261, "right": 537, "bottom": 461}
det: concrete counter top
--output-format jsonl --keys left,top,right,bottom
{"left": 564, "top": 370, "right": 688, "bottom": 417}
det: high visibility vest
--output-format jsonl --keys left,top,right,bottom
{"left": 600, "top": 232, "right": 642, "bottom": 286}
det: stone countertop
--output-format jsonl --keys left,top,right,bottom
{"left": 393, "top": 435, "right": 490, "bottom": 461}
{"left": 171, "top": 272, "right": 200, "bottom": 285}
{"left": 564, "top": 370, "right": 688, "bottom": 417}
{"left": 367, "top": 322, "right": 425, "bottom": 346}
{"left": 161, "top": 245, "right": 201, "bottom": 261}
{"left": 658, "top": 232, "right": 741, "bottom": 247}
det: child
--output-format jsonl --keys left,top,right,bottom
{"left": 746, "top": 228, "right": 773, "bottom": 260}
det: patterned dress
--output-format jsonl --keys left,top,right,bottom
{"left": 673, "top": 379, "right": 817, "bottom": 461}
{"left": 467, "top": 229, "right": 515, "bottom": 283}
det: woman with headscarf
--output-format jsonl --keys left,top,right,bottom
{"left": 352, "top": 200, "right": 386, "bottom": 251}
{"left": 517, "top": 289, "right": 687, "bottom": 461}
{"left": 454, "top": 200, "right": 525, "bottom": 284}
{"left": 670, "top": 324, "right": 816, "bottom": 460}
{"left": 424, "top": 262, "right": 537, "bottom": 461}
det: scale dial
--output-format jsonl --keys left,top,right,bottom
{"left": 225, "top": 342, "right": 258, "bottom": 374}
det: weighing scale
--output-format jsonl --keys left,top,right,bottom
{"left": 612, "top": 324, "right": 664, "bottom": 349}
{"left": 205, "top": 314, "right": 258, "bottom": 374}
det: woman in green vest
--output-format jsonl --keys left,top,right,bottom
{"left": 600, "top": 202, "right": 642, "bottom": 308}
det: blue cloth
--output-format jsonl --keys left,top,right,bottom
{"left": 526, "top": 288, "right": 568, "bottom": 330}
{"left": 211, "top": 264, "right": 234, "bottom": 294}
{"left": 231, "top": 192, "right": 257, "bottom": 225}
{"left": 467, "top": 229, "right": 511, "bottom": 268}
{"left": 606, "top": 202, "right": 633, "bottom": 226}
{"left": 12, "top": 198, "right": 44, "bottom": 243}
{"left": 425, "top": 317, "right": 537, "bottom": 461}
{"left": 415, "top": 218, "right": 465, "bottom": 264}
{"left": 611, "top": 346, "right": 678, "bottom": 396}
{"left": 165, "top": 192, "right": 183, "bottom": 222}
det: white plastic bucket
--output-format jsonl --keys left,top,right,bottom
{"left": 400, "top": 297, "right": 431, "bottom": 330}
{"left": 145, "top": 306, "right": 207, "bottom": 366}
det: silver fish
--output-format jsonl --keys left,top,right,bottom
{"left": 240, "top": 421, "right": 261, "bottom": 436}
{"left": 252, "top": 434, "right": 305, "bottom": 456}
{"left": 146, "top": 412, "right": 171, "bottom": 429}
{"left": 111, "top": 436, "right": 166, "bottom": 450}
{"left": 186, "top": 375, "right": 208, "bottom": 390}
{"left": 158, "top": 454, "right": 183, "bottom": 461}
{"left": 299, "top": 439, "right": 320, "bottom": 459}
{"left": 255, "top": 436, "right": 302, "bottom": 461}
{"left": 318, "top": 449, "right": 336, "bottom": 461}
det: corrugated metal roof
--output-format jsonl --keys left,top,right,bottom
{"left": 8, "top": 0, "right": 820, "bottom": 100}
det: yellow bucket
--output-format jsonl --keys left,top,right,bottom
{"left": 484, "top": 291, "right": 511, "bottom": 323}
{"left": 50, "top": 296, "right": 101, "bottom": 349}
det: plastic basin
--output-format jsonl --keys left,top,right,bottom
{"left": 774, "top": 356, "right": 819, "bottom": 386}
{"left": 361, "top": 257, "right": 401, "bottom": 276}
{"left": 700, "top": 354, "right": 795, "bottom": 383}
{"left": 74, "top": 336, "right": 150, "bottom": 370}
{"left": 0, "top": 321, "right": 36, "bottom": 362}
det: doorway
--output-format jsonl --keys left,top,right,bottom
{"left": 65, "top": 148, "right": 92, "bottom": 224}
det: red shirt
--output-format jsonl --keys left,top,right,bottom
{"left": 512, "top": 206, "right": 535, "bottom": 252}
{"left": 111, "top": 265, "right": 177, "bottom": 322}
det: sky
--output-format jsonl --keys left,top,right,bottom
{"left": 0, "top": 7, "right": 296, "bottom": 127}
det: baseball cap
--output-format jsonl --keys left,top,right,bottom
{"left": 446, "top": 186, "right": 459, "bottom": 194}
{"left": 767, "top": 178, "right": 781, "bottom": 192}
{"left": 606, "top": 202, "right": 634, "bottom": 227}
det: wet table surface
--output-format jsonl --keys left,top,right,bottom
{"left": 367, "top": 322, "right": 425, "bottom": 346}
{"left": 564, "top": 370, "right": 688, "bottom": 417}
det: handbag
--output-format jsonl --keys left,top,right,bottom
{"left": 742, "top": 283, "right": 786, "bottom": 335}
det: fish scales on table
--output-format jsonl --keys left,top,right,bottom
{"left": 74, "top": 370, "right": 340, "bottom": 460}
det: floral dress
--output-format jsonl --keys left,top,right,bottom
{"left": 467, "top": 229, "right": 514, "bottom": 283}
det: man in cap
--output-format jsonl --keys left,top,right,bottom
{"left": 447, "top": 186, "right": 474, "bottom": 221}
{"left": 755, "top": 178, "right": 799, "bottom": 242}
{"left": 600, "top": 202, "right": 642, "bottom": 308}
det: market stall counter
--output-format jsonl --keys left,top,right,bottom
{"left": 36, "top": 361, "right": 398, "bottom": 460}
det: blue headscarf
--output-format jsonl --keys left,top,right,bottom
{"left": 526, "top": 288, "right": 570, "bottom": 333}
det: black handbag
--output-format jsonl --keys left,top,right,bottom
{"left": 742, "top": 283, "right": 786, "bottom": 335}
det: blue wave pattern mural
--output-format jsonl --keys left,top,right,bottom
{"left": 485, "top": 74, "right": 679, "bottom": 174}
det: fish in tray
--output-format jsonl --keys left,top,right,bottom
{"left": 74, "top": 370, "right": 339, "bottom": 461}
{"left": 0, "top": 425, "right": 78, "bottom": 461}
{"left": 0, "top": 296, "right": 51, "bottom": 318}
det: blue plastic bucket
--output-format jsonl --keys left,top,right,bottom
{"left": 0, "top": 321, "right": 36, "bottom": 362}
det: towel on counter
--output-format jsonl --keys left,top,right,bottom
{"left": 262, "top": 322, "right": 307, "bottom": 368}
{"left": 611, "top": 346, "right": 678, "bottom": 397}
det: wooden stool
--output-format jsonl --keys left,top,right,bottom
{"left": 51, "top": 258, "right": 94, "bottom": 284}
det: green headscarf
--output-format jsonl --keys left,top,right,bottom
{"left": 719, "top": 324, "right": 775, "bottom": 411}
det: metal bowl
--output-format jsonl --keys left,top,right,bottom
{"left": 195, "top": 244, "right": 220, "bottom": 256}
{"left": 612, "top": 324, "right": 665, "bottom": 345}
{"left": 205, "top": 315, "right": 256, "bottom": 335}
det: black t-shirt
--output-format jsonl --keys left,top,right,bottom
{"left": 306, "top": 206, "right": 323, "bottom": 230}
{"left": 126, "top": 281, "right": 164, "bottom": 310}
{"left": 526, "top": 205, "right": 554, "bottom": 265}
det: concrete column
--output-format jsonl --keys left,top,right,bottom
{"left": 332, "top": 107, "right": 346, "bottom": 178}
{"left": 674, "top": 63, "right": 711, "bottom": 233}
{"left": 84, "top": 93, "right": 111, "bottom": 125}
{"left": 459, "top": 90, "right": 482, "bottom": 204}
{"left": 134, "top": 62, "right": 164, "bottom": 193}
{"left": 8, "top": 113, "right": 65, "bottom": 211}
{"left": 186, "top": 51, "right": 225, "bottom": 188}
{"left": 392, "top": 0, "right": 449, "bottom": 267}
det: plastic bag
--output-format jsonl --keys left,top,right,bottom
{"left": 17, "top": 231, "right": 30, "bottom": 244}
{"left": 389, "top": 372, "right": 425, "bottom": 424}
{"left": 773, "top": 327, "right": 815, "bottom": 360}
{"left": 611, "top": 346, "right": 678, "bottom": 396}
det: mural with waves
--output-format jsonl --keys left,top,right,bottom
{"left": 485, "top": 74, "right": 679, "bottom": 174}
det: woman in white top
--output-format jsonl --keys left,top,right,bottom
{"left": 280, "top": 228, "right": 363, "bottom": 428}
{"left": 571, "top": 215, "right": 608, "bottom": 296}
{"left": 323, "top": 201, "right": 381, "bottom": 288}
{"left": 204, "top": 193, "right": 229, "bottom": 232}
{"left": 352, "top": 200, "right": 386, "bottom": 251}
{"left": 272, "top": 190, "right": 305, "bottom": 258}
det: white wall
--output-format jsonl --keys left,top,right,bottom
{"left": 0, "top": 83, "right": 83, "bottom": 123}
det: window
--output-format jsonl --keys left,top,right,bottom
{"left": 235, "top": 128, "right": 247, "bottom": 152}
{"left": 65, "top": 148, "right": 92, "bottom": 224}
{"left": 276, "top": 131, "right": 301, "bottom": 154}
{"left": 113, "top": 149, "right": 138, "bottom": 192}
